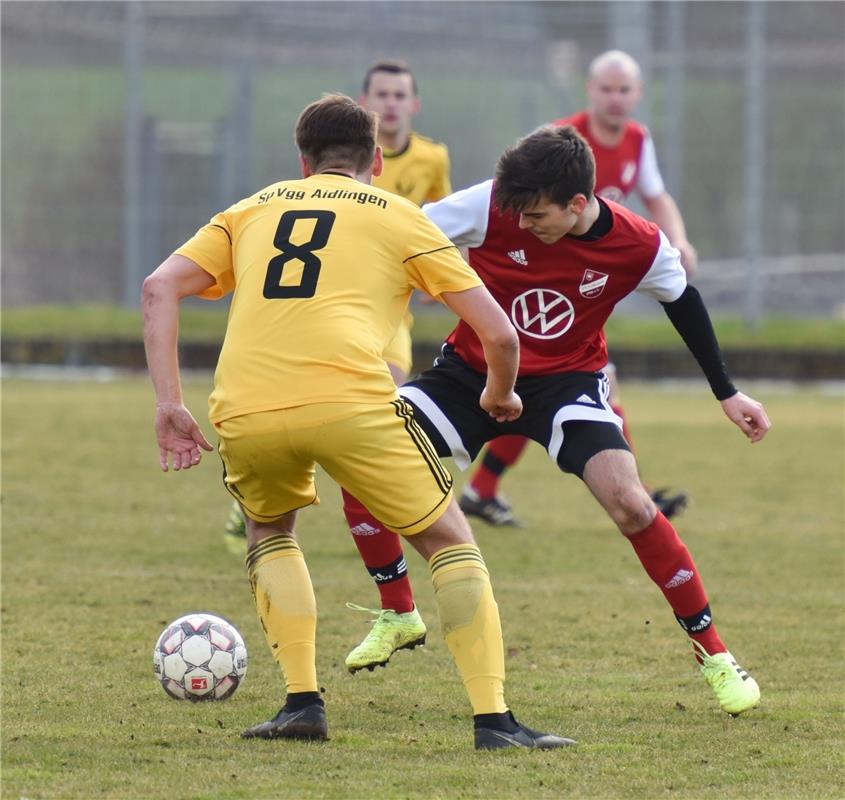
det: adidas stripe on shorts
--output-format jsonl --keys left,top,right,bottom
{"left": 399, "top": 346, "right": 631, "bottom": 478}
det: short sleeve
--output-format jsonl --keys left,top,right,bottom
{"left": 402, "top": 210, "right": 483, "bottom": 298}
{"left": 635, "top": 229, "right": 687, "bottom": 302}
{"left": 636, "top": 134, "right": 666, "bottom": 200}
{"left": 174, "top": 212, "right": 235, "bottom": 300}
{"left": 423, "top": 180, "right": 493, "bottom": 248}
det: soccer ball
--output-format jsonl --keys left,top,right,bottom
{"left": 153, "top": 612, "right": 248, "bottom": 701}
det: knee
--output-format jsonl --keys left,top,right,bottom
{"left": 411, "top": 500, "right": 475, "bottom": 560}
{"left": 604, "top": 485, "right": 655, "bottom": 534}
{"left": 246, "top": 516, "right": 297, "bottom": 548}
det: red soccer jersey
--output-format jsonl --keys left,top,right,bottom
{"left": 555, "top": 110, "right": 658, "bottom": 203}
{"left": 426, "top": 181, "right": 686, "bottom": 375}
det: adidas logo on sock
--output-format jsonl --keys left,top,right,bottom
{"left": 507, "top": 249, "right": 528, "bottom": 266}
{"left": 665, "top": 568, "right": 694, "bottom": 588}
{"left": 689, "top": 613, "right": 712, "bottom": 632}
{"left": 576, "top": 394, "right": 597, "bottom": 405}
{"left": 350, "top": 522, "right": 380, "bottom": 536}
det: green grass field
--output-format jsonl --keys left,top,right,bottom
{"left": 2, "top": 376, "right": 843, "bottom": 799}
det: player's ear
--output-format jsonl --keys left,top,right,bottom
{"left": 299, "top": 153, "right": 313, "bottom": 178}
{"left": 569, "top": 193, "right": 588, "bottom": 214}
{"left": 371, "top": 146, "right": 384, "bottom": 178}
{"left": 411, "top": 95, "right": 421, "bottom": 116}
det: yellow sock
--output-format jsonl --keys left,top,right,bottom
{"left": 429, "top": 543, "right": 507, "bottom": 714}
{"left": 246, "top": 534, "right": 318, "bottom": 694}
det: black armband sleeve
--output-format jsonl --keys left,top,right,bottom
{"left": 660, "top": 285, "right": 737, "bottom": 400}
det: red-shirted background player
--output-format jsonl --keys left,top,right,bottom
{"left": 461, "top": 50, "right": 697, "bottom": 527}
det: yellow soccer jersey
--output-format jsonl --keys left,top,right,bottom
{"left": 375, "top": 132, "right": 451, "bottom": 205}
{"left": 175, "top": 172, "right": 481, "bottom": 423}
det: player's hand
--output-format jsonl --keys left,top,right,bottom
{"left": 480, "top": 388, "right": 523, "bottom": 423}
{"left": 720, "top": 391, "right": 771, "bottom": 443}
{"left": 154, "top": 402, "right": 214, "bottom": 472}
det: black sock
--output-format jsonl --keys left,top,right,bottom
{"left": 473, "top": 710, "right": 519, "bottom": 732}
{"left": 482, "top": 451, "right": 508, "bottom": 476}
{"left": 284, "top": 691, "right": 323, "bottom": 712}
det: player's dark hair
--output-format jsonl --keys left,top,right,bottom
{"left": 494, "top": 125, "right": 595, "bottom": 214}
{"left": 362, "top": 59, "right": 418, "bottom": 95}
{"left": 295, "top": 93, "right": 378, "bottom": 174}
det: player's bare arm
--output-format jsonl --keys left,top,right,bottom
{"left": 142, "top": 254, "right": 215, "bottom": 472}
{"left": 643, "top": 192, "right": 698, "bottom": 276}
{"left": 439, "top": 285, "right": 522, "bottom": 422}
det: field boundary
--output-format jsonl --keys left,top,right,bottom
{"left": 2, "top": 337, "right": 843, "bottom": 380}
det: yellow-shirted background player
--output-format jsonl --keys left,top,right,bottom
{"left": 319, "top": 61, "right": 458, "bottom": 673}
{"left": 360, "top": 59, "right": 452, "bottom": 380}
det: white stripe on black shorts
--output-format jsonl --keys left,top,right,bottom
{"left": 399, "top": 346, "right": 631, "bottom": 478}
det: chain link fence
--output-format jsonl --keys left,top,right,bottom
{"left": 2, "top": 1, "right": 843, "bottom": 319}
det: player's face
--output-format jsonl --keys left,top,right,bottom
{"left": 587, "top": 67, "right": 642, "bottom": 131}
{"left": 361, "top": 72, "right": 419, "bottom": 140}
{"left": 516, "top": 197, "right": 581, "bottom": 244}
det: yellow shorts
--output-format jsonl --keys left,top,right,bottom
{"left": 382, "top": 311, "right": 413, "bottom": 376}
{"left": 215, "top": 398, "right": 452, "bottom": 536}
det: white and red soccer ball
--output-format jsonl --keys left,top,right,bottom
{"left": 153, "top": 613, "right": 247, "bottom": 701}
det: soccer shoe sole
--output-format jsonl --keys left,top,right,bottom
{"left": 347, "top": 633, "right": 427, "bottom": 674}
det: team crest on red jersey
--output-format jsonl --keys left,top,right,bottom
{"left": 579, "top": 269, "right": 609, "bottom": 299}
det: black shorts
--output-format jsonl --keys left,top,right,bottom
{"left": 399, "top": 346, "right": 631, "bottom": 478}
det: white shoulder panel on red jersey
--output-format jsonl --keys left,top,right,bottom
{"left": 636, "top": 134, "right": 666, "bottom": 199}
{"left": 424, "top": 180, "right": 493, "bottom": 248}
{"left": 635, "top": 229, "right": 687, "bottom": 302}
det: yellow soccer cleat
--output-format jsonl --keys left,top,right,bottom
{"left": 344, "top": 603, "right": 427, "bottom": 673}
{"left": 694, "top": 641, "right": 761, "bottom": 716}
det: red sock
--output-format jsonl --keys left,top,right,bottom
{"left": 610, "top": 403, "right": 634, "bottom": 450}
{"left": 469, "top": 435, "right": 529, "bottom": 499}
{"left": 340, "top": 489, "right": 414, "bottom": 613}
{"left": 626, "top": 512, "right": 726, "bottom": 657}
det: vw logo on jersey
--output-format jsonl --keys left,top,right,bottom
{"left": 511, "top": 289, "right": 575, "bottom": 339}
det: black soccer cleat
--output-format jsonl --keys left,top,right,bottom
{"left": 650, "top": 488, "right": 689, "bottom": 520}
{"left": 474, "top": 712, "right": 576, "bottom": 750}
{"left": 241, "top": 703, "right": 328, "bottom": 741}
{"left": 459, "top": 489, "right": 523, "bottom": 527}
